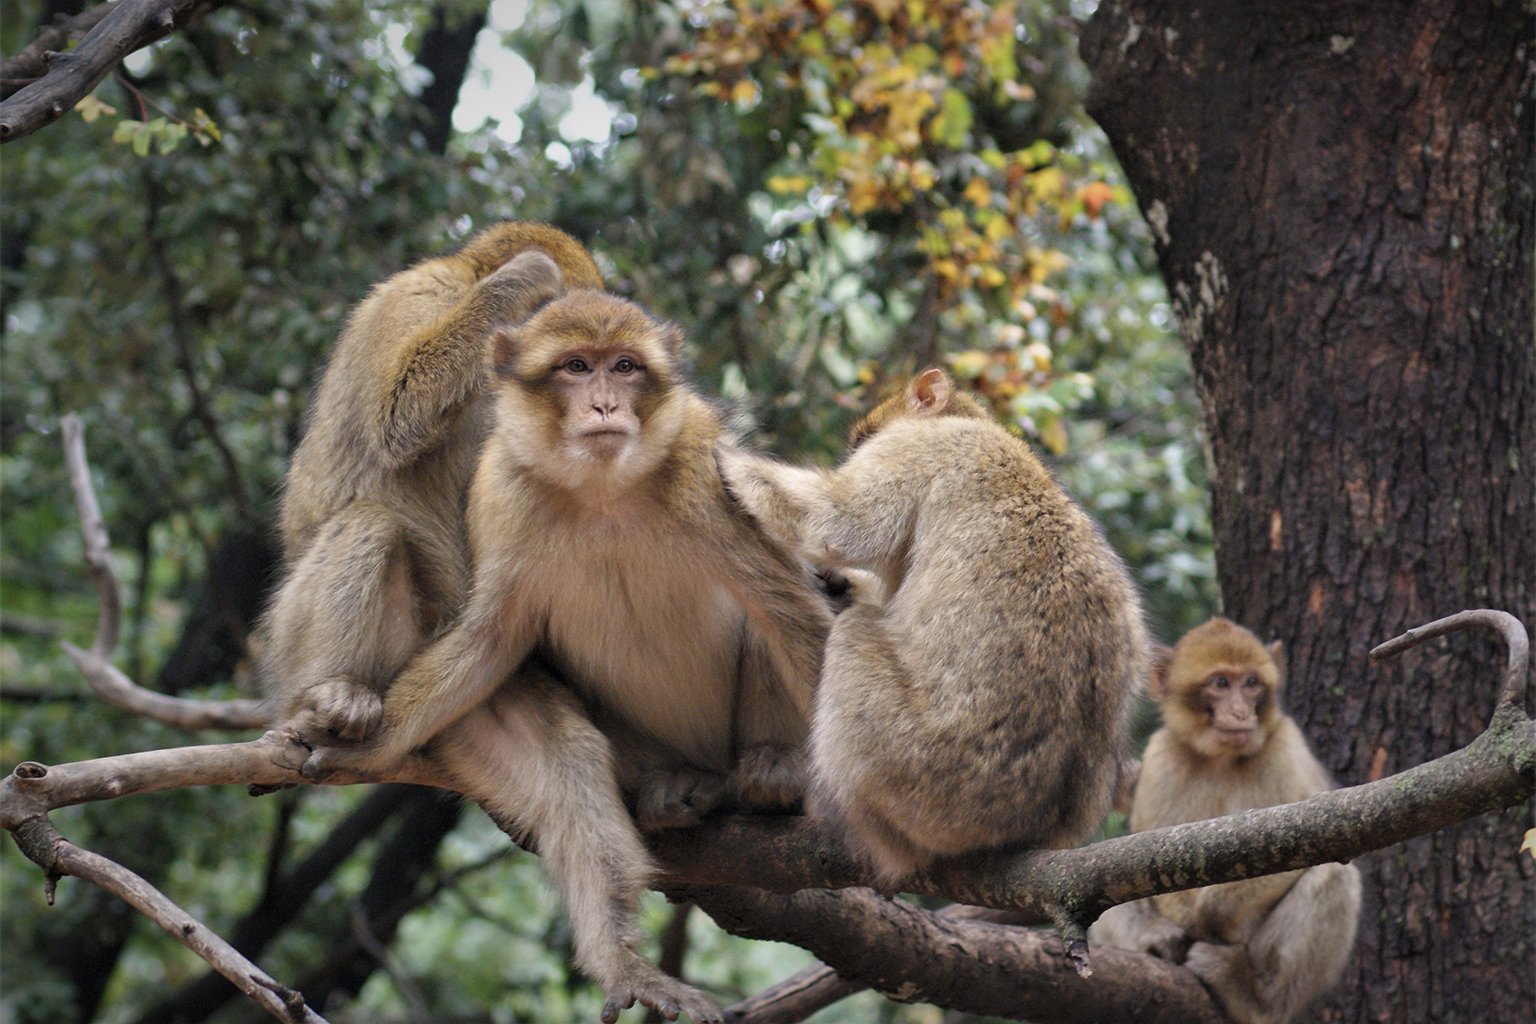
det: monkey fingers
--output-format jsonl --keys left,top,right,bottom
{"left": 298, "top": 738, "right": 396, "bottom": 781}
{"left": 600, "top": 951, "right": 723, "bottom": 1024}
{"left": 635, "top": 769, "right": 726, "bottom": 831}
{"left": 290, "top": 676, "right": 384, "bottom": 743}
{"left": 726, "top": 743, "right": 806, "bottom": 811}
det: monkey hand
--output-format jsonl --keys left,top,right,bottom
{"left": 479, "top": 249, "right": 564, "bottom": 326}
{"left": 1138, "top": 916, "right": 1194, "bottom": 963}
{"left": 713, "top": 444, "right": 809, "bottom": 552}
{"left": 601, "top": 949, "right": 723, "bottom": 1024}
{"left": 286, "top": 677, "right": 384, "bottom": 745}
{"left": 727, "top": 743, "right": 806, "bottom": 811}
{"left": 298, "top": 735, "right": 404, "bottom": 782}
{"left": 635, "top": 769, "right": 726, "bottom": 831}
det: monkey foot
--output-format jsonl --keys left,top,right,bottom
{"left": 600, "top": 954, "right": 722, "bottom": 1024}
{"left": 636, "top": 769, "right": 726, "bottom": 830}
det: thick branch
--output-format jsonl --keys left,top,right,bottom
{"left": 653, "top": 708, "right": 1533, "bottom": 928}
{"left": 687, "top": 886, "right": 1223, "bottom": 1024}
{"left": 0, "top": 0, "right": 207, "bottom": 143}
{"left": 0, "top": 3, "right": 115, "bottom": 100}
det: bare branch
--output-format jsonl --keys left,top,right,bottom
{"left": 725, "top": 904, "right": 1043, "bottom": 1023}
{"left": 11, "top": 816, "right": 329, "bottom": 1023}
{"left": 62, "top": 414, "right": 120, "bottom": 658}
{"left": 689, "top": 885, "right": 1222, "bottom": 1024}
{"left": 0, "top": 4, "right": 116, "bottom": 100}
{"left": 62, "top": 640, "right": 269, "bottom": 729}
{"left": 1372, "top": 607, "right": 1530, "bottom": 712}
{"left": 0, "top": 0, "right": 209, "bottom": 143}
{"left": 61, "top": 414, "right": 268, "bottom": 728}
{"left": 725, "top": 961, "right": 860, "bottom": 1024}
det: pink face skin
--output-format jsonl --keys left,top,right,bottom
{"left": 1201, "top": 671, "right": 1268, "bottom": 753}
{"left": 552, "top": 349, "right": 647, "bottom": 457}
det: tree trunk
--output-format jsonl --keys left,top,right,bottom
{"left": 1081, "top": 3, "right": 1534, "bottom": 1022}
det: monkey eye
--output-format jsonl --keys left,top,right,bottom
{"left": 612, "top": 356, "right": 641, "bottom": 374}
{"left": 560, "top": 357, "right": 592, "bottom": 374}
{"left": 1210, "top": 675, "right": 1230, "bottom": 690}
{"left": 1243, "top": 674, "right": 1262, "bottom": 690}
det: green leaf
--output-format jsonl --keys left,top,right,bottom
{"left": 930, "top": 88, "right": 972, "bottom": 149}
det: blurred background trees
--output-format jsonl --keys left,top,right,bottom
{"left": 0, "top": 1, "right": 1304, "bottom": 1021}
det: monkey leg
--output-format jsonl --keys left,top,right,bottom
{"left": 261, "top": 504, "right": 425, "bottom": 742}
{"left": 724, "top": 634, "right": 810, "bottom": 813}
{"left": 435, "top": 674, "right": 723, "bottom": 1024}
{"left": 808, "top": 600, "right": 947, "bottom": 884}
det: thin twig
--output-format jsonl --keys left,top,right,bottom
{"left": 11, "top": 817, "right": 329, "bottom": 1023}
{"left": 61, "top": 414, "right": 120, "bottom": 658}
{"left": 60, "top": 415, "right": 267, "bottom": 729}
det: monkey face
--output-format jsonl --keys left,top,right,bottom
{"left": 1198, "top": 671, "right": 1270, "bottom": 756}
{"left": 550, "top": 350, "right": 647, "bottom": 458}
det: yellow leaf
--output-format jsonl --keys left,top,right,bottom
{"left": 962, "top": 177, "right": 992, "bottom": 207}
{"left": 75, "top": 94, "right": 116, "bottom": 123}
{"left": 1522, "top": 828, "right": 1536, "bottom": 859}
{"left": 730, "top": 79, "right": 760, "bottom": 106}
{"left": 1040, "top": 415, "right": 1069, "bottom": 455}
{"left": 766, "top": 175, "right": 811, "bottom": 194}
{"left": 947, "top": 350, "right": 990, "bottom": 379}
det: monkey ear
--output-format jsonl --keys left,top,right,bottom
{"left": 492, "top": 327, "right": 521, "bottom": 377}
{"left": 1266, "top": 639, "right": 1286, "bottom": 675}
{"left": 909, "top": 367, "right": 953, "bottom": 414}
{"left": 1146, "top": 643, "right": 1175, "bottom": 701}
{"left": 659, "top": 322, "right": 686, "bottom": 360}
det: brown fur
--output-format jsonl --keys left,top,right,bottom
{"left": 261, "top": 228, "right": 734, "bottom": 1021}
{"left": 262, "top": 221, "right": 599, "bottom": 739}
{"left": 304, "top": 291, "right": 832, "bottom": 1024}
{"left": 1090, "top": 618, "right": 1362, "bottom": 1024}
{"left": 717, "top": 367, "right": 1147, "bottom": 883}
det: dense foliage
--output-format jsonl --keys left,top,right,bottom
{"left": 0, "top": 2, "right": 1212, "bottom": 1021}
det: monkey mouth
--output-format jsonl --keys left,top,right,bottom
{"left": 571, "top": 429, "right": 635, "bottom": 458}
{"left": 1213, "top": 727, "right": 1257, "bottom": 748}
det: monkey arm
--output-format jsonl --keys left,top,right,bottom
{"left": 1089, "top": 897, "right": 1192, "bottom": 962}
{"left": 302, "top": 580, "right": 541, "bottom": 776}
{"left": 369, "top": 251, "right": 565, "bottom": 467}
{"left": 714, "top": 445, "right": 829, "bottom": 556}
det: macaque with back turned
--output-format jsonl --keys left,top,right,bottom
{"left": 715, "top": 368, "right": 1148, "bottom": 883}
{"left": 1090, "top": 617, "right": 1362, "bottom": 1024}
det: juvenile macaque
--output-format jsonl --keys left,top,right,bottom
{"left": 715, "top": 368, "right": 1147, "bottom": 883}
{"left": 1090, "top": 618, "right": 1362, "bottom": 1024}
{"left": 305, "top": 290, "right": 832, "bottom": 1023}
{"left": 262, "top": 221, "right": 601, "bottom": 740}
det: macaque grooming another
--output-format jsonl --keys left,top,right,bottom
{"left": 305, "top": 290, "right": 832, "bottom": 1024}
{"left": 262, "top": 221, "right": 601, "bottom": 741}
{"left": 715, "top": 368, "right": 1147, "bottom": 883}
{"left": 261, "top": 227, "right": 731, "bottom": 1021}
{"left": 1090, "top": 617, "right": 1362, "bottom": 1024}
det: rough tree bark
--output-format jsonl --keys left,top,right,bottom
{"left": 1082, "top": 3, "right": 1535, "bottom": 1021}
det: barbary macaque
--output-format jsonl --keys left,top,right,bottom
{"left": 262, "top": 221, "right": 601, "bottom": 740}
{"left": 260, "top": 226, "right": 727, "bottom": 1020}
{"left": 304, "top": 289, "right": 832, "bottom": 1023}
{"left": 1090, "top": 617, "right": 1362, "bottom": 1024}
{"left": 715, "top": 368, "right": 1147, "bottom": 883}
